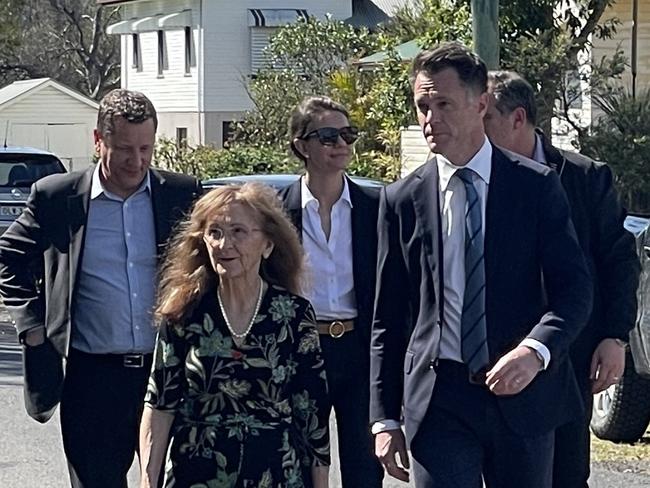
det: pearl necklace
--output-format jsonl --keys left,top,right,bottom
{"left": 217, "top": 278, "right": 264, "bottom": 340}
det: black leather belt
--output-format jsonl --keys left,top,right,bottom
{"left": 435, "top": 359, "right": 488, "bottom": 386}
{"left": 69, "top": 348, "right": 153, "bottom": 369}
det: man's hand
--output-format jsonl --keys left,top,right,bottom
{"left": 591, "top": 338, "right": 626, "bottom": 394}
{"left": 24, "top": 327, "right": 45, "bottom": 347}
{"left": 485, "top": 346, "right": 542, "bottom": 396}
{"left": 375, "top": 429, "right": 410, "bottom": 482}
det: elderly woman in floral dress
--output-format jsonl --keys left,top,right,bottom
{"left": 139, "top": 183, "right": 330, "bottom": 488}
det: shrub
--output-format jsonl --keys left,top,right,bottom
{"left": 579, "top": 88, "right": 650, "bottom": 213}
{"left": 154, "top": 138, "right": 300, "bottom": 180}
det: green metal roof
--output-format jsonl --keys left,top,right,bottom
{"left": 356, "top": 39, "right": 421, "bottom": 65}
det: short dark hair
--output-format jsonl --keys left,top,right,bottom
{"left": 287, "top": 95, "right": 350, "bottom": 162}
{"left": 487, "top": 71, "right": 537, "bottom": 126}
{"left": 410, "top": 42, "right": 487, "bottom": 96}
{"left": 97, "top": 89, "right": 158, "bottom": 137}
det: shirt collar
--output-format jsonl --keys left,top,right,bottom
{"left": 300, "top": 174, "right": 353, "bottom": 209}
{"left": 90, "top": 164, "right": 151, "bottom": 201}
{"left": 437, "top": 135, "right": 492, "bottom": 192}
{"left": 533, "top": 133, "right": 547, "bottom": 164}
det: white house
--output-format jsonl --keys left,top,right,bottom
{"left": 0, "top": 78, "right": 99, "bottom": 171}
{"left": 99, "top": 0, "right": 410, "bottom": 148}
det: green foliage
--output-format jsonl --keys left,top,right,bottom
{"left": 234, "top": 2, "right": 472, "bottom": 181}
{"left": 579, "top": 89, "right": 650, "bottom": 213}
{"left": 233, "top": 16, "right": 377, "bottom": 149}
{"left": 154, "top": 138, "right": 298, "bottom": 180}
{"left": 377, "top": 0, "right": 472, "bottom": 48}
{"left": 497, "top": 0, "right": 623, "bottom": 135}
{"left": 0, "top": 0, "right": 23, "bottom": 52}
{"left": 266, "top": 15, "right": 377, "bottom": 94}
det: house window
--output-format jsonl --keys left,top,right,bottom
{"left": 157, "top": 30, "right": 166, "bottom": 76}
{"left": 222, "top": 121, "right": 234, "bottom": 148}
{"left": 131, "top": 33, "right": 141, "bottom": 70}
{"left": 248, "top": 9, "right": 308, "bottom": 73}
{"left": 176, "top": 127, "right": 188, "bottom": 149}
{"left": 250, "top": 27, "right": 278, "bottom": 72}
{"left": 184, "top": 26, "right": 192, "bottom": 75}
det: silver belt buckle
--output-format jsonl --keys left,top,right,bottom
{"left": 123, "top": 354, "right": 144, "bottom": 368}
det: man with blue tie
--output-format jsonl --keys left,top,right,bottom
{"left": 369, "top": 43, "right": 593, "bottom": 488}
{"left": 0, "top": 89, "right": 201, "bottom": 487}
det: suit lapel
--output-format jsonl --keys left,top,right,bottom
{"left": 412, "top": 161, "right": 444, "bottom": 307}
{"left": 348, "top": 178, "right": 371, "bottom": 306}
{"left": 67, "top": 167, "right": 93, "bottom": 308}
{"left": 150, "top": 169, "right": 171, "bottom": 248}
{"left": 283, "top": 180, "right": 303, "bottom": 239}
{"left": 484, "top": 148, "right": 511, "bottom": 287}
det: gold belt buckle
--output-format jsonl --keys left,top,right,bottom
{"left": 328, "top": 320, "right": 346, "bottom": 338}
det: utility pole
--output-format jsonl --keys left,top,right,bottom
{"left": 471, "top": 0, "right": 500, "bottom": 69}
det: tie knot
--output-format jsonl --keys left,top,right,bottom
{"left": 455, "top": 167, "right": 476, "bottom": 186}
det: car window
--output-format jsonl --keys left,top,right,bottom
{"left": 0, "top": 154, "right": 65, "bottom": 187}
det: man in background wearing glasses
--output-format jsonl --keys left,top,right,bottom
{"left": 280, "top": 95, "right": 383, "bottom": 487}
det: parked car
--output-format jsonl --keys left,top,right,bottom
{"left": 0, "top": 146, "right": 67, "bottom": 234}
{"left": 202, "top": 173, "right": 385, "bottom": 191}
{"left": 591, "top": 214, "right": 650, "bottom": 442}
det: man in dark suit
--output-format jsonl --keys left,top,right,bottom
{"left": 0, "top": 89, "right": 201, "bottom": 488}
{"left": 484, "top": 70, "right": 640, "bottom": 488}
{"left": 280, "top": 96, "right": 383, "bottom": 487}
{"left": 370, "top": 43, "right": 593, "bottom": 488}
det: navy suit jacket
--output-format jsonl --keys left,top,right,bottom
{"left": 0, "top": 166, "right": 201, "bottom": 422}
{"left": 369, "top": 146, "right": 593, "bottom": 441}
{"left": 279, "top": 176, "right": 379, "bottom": 349}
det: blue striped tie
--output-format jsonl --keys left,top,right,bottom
{"left": 455, "top": 168, "right": 489, "bottom": 375}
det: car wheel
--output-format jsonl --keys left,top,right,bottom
{"left": 590, "top": 352, "right": 650, "bottom": 443}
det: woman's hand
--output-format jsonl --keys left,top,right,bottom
{"left": 139, "top": 406, "right": 174, "bottom": 488}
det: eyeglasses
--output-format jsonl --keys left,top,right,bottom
{"left": 205, "top": 225, "right": 262, "bottom": 244}
{"left": 301, "top": 126, "right": 360, "bottom": 146}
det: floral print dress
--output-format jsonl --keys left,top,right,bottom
{"left": 145, "top": 284, "right": 330, "bottom": 488}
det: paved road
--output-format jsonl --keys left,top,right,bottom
{"left": 1, "top": 322, "right": 649, "bottom": 487}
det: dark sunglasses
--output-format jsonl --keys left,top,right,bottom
{"left": 301, "top": 126, "right": 360, "bottom": 146}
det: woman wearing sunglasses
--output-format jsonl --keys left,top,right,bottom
{"left": 279, "top": 96, "right": 384, "bottom": 488}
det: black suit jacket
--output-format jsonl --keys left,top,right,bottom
{"left": 0, "top": 166, "right": 201, "bottom": 422}
{"left": 370, "top": 146, "right": 593, "bottom": 442}
{"left": 538, "top": 132, "right": 640, "bottom": 374}
{"left": 279, "top": 176, "right": 379, "bottom": 349}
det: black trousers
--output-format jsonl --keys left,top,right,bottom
{"left": 553, "top": 356, "right": 593, "bottom": 488}
{"left": 319, "top": 329, "right": 383, "bottom": 488}
{"left": 60, "top": 349, "right": 153, "bottom": 488}
{"left": 411, "top": 360, "right": 554, "bottom": 488}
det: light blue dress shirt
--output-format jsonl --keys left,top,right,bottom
{"left": 70, "top": 167, "right": 157, "bottom": 354}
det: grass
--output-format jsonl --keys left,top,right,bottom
{"left": 591, "top": 429, "right": 650, "bottom": 472}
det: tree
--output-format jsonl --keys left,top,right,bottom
{"left": 233, "top": 2, "right": 472, "bottom": 181}
{"left": 580, "top": 88, "right": 650, "bottom": 212}
{"left": 233, "top": 16, "right": 377, "bottom": 151}
{"left": 0, "top": 0, "right": 120, "bottom": 99}
{"left": 496, "top": 0, "right": 624, "bottom": 137}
